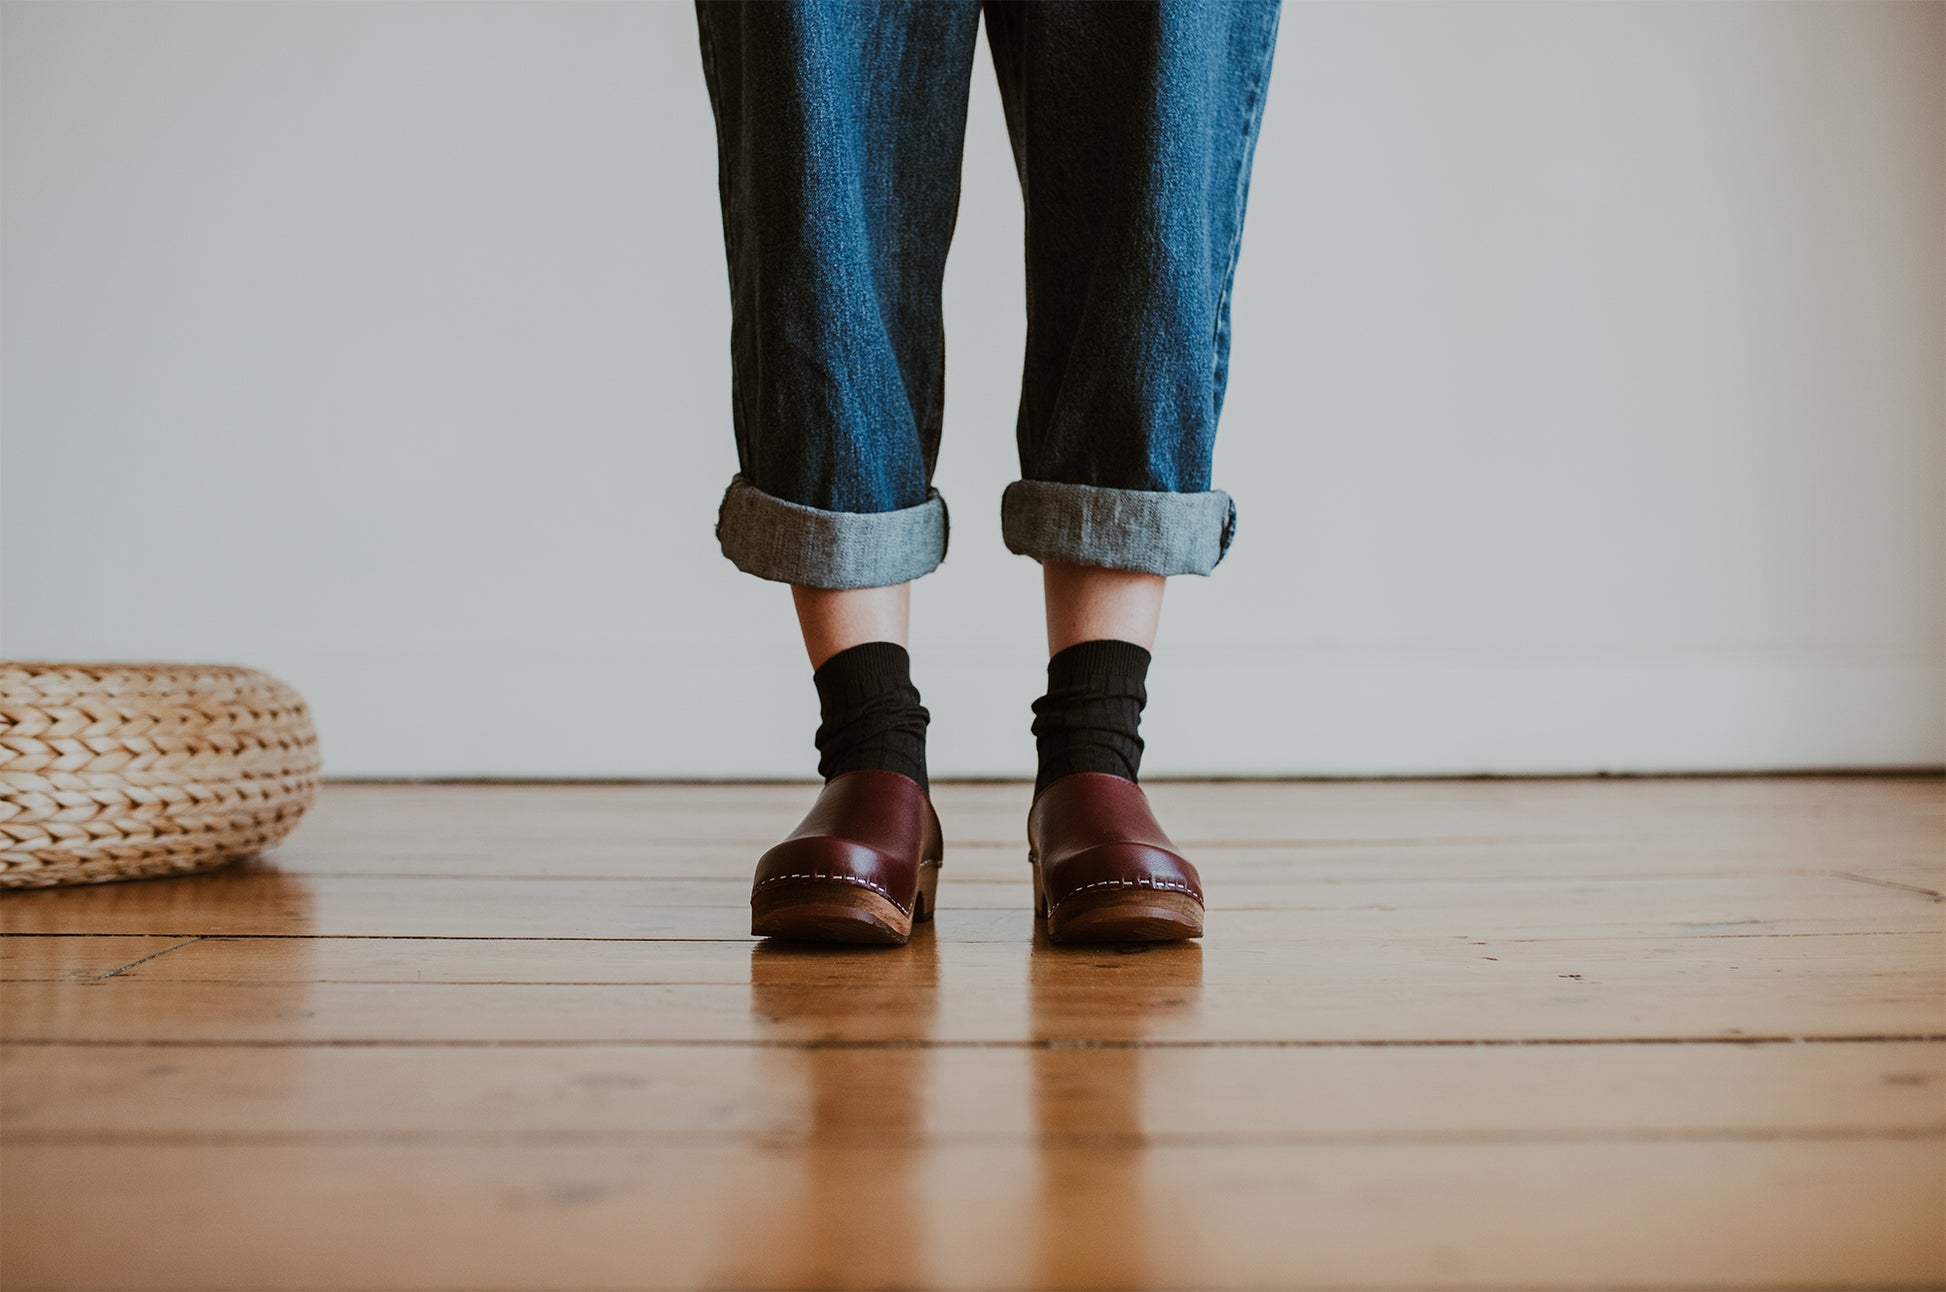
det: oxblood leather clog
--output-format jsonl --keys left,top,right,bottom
{"left": 750, "top": 769, "right": 943, "bottom": 945}
{"left": 1027, "top": 772, "right": 1204, "bottom": 943}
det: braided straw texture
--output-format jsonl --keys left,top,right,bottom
{"left": 0, "top": 662, "right": 320, "bottom": 888}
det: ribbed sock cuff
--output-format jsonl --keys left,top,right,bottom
{"left": 1032, "top": 639, "right": 1151, "bottom": 796}
{"left": 812, "top": 641, "right": 930, "bottom": 791}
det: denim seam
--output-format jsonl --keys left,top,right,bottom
{"left": 1212, "top": 6, "right": 1280, "bottom": 415}
{"left": 695, "top": 4, "right": 753, "bottom": 475}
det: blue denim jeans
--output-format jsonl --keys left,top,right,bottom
{"left": 696, "top": 0, "right": 1281, "bottom": 589}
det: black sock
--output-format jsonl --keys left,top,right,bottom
{"left": 812, "top": 641, "right": 930, "bottom": 791}
{"left": 1032, "top": 639, "right": 1150, "bottom": 796}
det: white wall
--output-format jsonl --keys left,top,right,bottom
{"left": 3, "top": 1, "right": 1941, "bottom": 778}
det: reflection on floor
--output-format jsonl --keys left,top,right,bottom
{"left": 2, "top": 777, "right": 1942, "bottom": 1289}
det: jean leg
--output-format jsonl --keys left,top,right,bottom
{"left": 983, "top": 0, "right": 1281, "bottom": 576}
{"left": 696, "top": 1, "right": 982, "bottom": 588}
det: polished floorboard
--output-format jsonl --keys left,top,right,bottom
{"left": 2, "top": 777, "right": 1942, "bottom": 1290}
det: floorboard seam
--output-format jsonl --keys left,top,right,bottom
{"left": 5, "top": 1034, "right": 1943, "bottom": 1049}
{"left": 6, "top": 929, "right": 1940, "bottom": 942}
{"left": 7, "top": 1126, "right": 1944, "bottom": 1148}
{"left": 91, "top": 937, "right": 204, "bottom": 981}
{"left": 1838, "top": 872, "right": 1946, "bottom": 902}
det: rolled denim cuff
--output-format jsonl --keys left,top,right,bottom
{"left": 716, "top": 474, "right": 949, "bottom": 589}
{"left": 1000, "top": 480, "right": 1237, "bottom": 577}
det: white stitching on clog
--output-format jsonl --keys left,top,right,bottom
{"left": 1044, "top": 875, "right": 1202, "bottom": 916}
{"left": 753, "top": 872, "right": 911, "bottom": 916}
{"left": 1050, "top": 879, "right": 1198, "bottom": 918}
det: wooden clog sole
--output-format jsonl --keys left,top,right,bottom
{"left": 1032, "top": 856, "right": 1204, "bottom": 943}
{"left": 751, "top": 864, "right": 939, "bottom": 945}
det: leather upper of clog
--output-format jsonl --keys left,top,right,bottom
{"left": 752, "top": 769, "right": 943, "bottom": 916}
{"left": 1026, "top": 772, "right": 1203, "bottom": 914}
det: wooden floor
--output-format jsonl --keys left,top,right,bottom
{"left": 2, "top": 777, "right": 1942, "bottom": 1291}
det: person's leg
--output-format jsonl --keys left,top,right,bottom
{"left": 1042, "top": 563, "right": 1164, "bottom": 656}
{"left": 792, "top": 584, "right": 910, "bottom": 671}
{"left": 797, "top": 584, "right": 928, "bottom": 794}
{"left": 695, "top": 1, "right": 980, "bottom": 942}
{"left": 697, "top": 0, "right": 978, "bottom": 591}
{"left": 983, "top": 0, "right": 1282, "bottom": 941}
{"left": 1033, "top": 563, "right": 1163, "bottom": 797}
{"left": 983, "top": 0, "right": 1280, "bottom": 580}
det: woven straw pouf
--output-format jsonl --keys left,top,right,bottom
{"left": 0, "top": 662, "right": 320, "bottom": 888}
